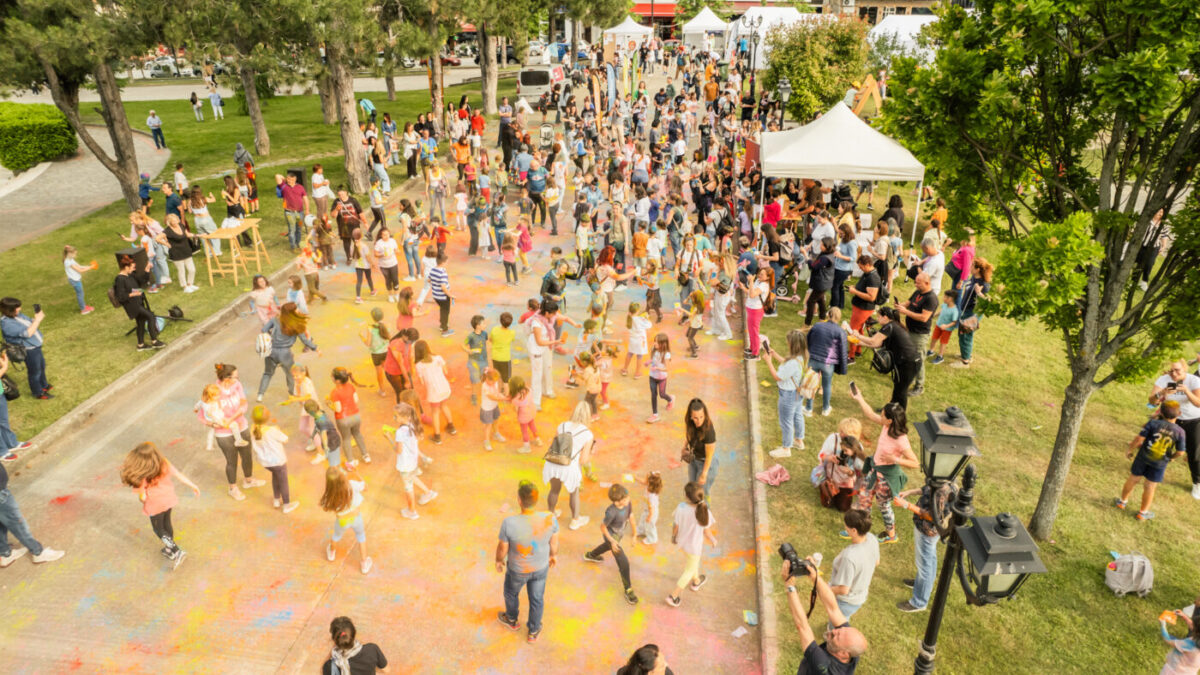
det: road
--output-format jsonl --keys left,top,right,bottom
{"left": 0, "top": 176, "right": 761, "bottom": 673}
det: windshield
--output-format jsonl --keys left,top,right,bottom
{"left": 521, "top": 71, "right": 551, "bottom": 86}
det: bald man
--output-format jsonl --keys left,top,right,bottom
{"left": 784, "top": 556, "right": 868, "bottom": 674}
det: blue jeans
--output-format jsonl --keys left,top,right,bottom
{"left": 68, "top": 279, "right": 86, "bottom": 311}
{"left": 503, "top": 565, "right": 549, "bottom": 633}
{"left": 777, "top": 389, "right": 805, "bottom": 448}
{"left": 836, "top": 597, "right": 862, "bottom": 621}
{"left": 804, "top": 358, "right": 834, "bottom": 413}
{"left": 0, "top": 488, "right": 44, "bottom": 557}
{"left": 910, "top": 527, "right": 940, "bottom": 609}
{"left": 373, "top": 162, "right": 391, "bottom": 194}
{"left": 258, "top": 349, "right": 296, "bottom": 397}
{"left": 957, "top": 312, "right": 978, "bottom": 361}
{"left": 403, "top": 242, "right": 421, "bottom": 277}
{"left": 688, "top": 454, "right": 719, "bottom": 497}
{"left": 0, "top": 393, "right": 18, "bottom": 450}
{"left": 150, "top": 127, "right": 165, "bottom": 148}
{"left": 468, "top": 357, "right": 486, "bottom": 384}
{"left": 24, "top": 345, "right": 48, "bottom": 398}
{"left": 284, "top": 210, "right": 304, "bottom": 250}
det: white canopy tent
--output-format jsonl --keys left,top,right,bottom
{"left": 868, "top": 15, "right": 937, "bottom": 61}
{"left": 760, "top": 102, "right": 927, "bottom": 240}
{"left": 726, "top": 7, "right": 827, "bottom": 70}
{"left": 603, "top": 16, "right": 652, "bottom": 50}
{"left": 682, "top": 7, "right": 728, "bottom": 50}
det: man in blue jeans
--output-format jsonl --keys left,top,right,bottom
{"left": 895, "top": 481, "right": 957, "bottom": 612}
{"left": 0, "top": 463, "right": 65, "bottom": 567}
{"left": 496, "top": 480, "right": 559, "bottom": 643}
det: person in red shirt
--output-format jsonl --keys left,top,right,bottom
{"left": 470, "top": 109, "right": 486, "bottom": 136}
{"left": 274, "top": 172, "right": 310, "bottom": 251}
{"left": 762, "top": 189, "right": 783, "bottom": 227}
{"left": 382, "top": 329, "right": 418, "bottom": 403}
{"left": 327, "top": 367, "right": 371, "bottom": 464}
{"left": 432, "top": 218, "right": 451, "bottom": 258}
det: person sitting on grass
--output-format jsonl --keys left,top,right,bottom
{"left": 1115, "top": 400, "right": 1185, "bottom": 522}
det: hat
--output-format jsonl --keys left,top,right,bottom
{"left": 149, "top": 109, "right": 156, "bottom": 114}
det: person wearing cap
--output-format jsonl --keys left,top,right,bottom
{"left": 146, "top": 110, "right": 165, "bottom": 149}
{"left": 1115, "top": 400, "right": 1186, "bottom": 521}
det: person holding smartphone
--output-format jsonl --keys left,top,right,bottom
{"left": 0, "top": 297, "right": 51, "bottom": 399}
{"left": 1150, "top": 359, "right": 1200, "bottom": 500}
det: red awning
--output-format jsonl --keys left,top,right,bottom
{"left": 631, "top": 3, "right": 679, "bottom": 17}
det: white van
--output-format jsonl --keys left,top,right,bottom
{"left": 517, "top": 65, "right": 564, "bottom": 104}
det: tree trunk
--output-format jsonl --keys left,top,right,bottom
{"left": 428, "top": 9, "right": 446, "bottom": 133}
{"left": 1029, "top": 369, "right": 1097, "bottom": 540}
{"left": 385, "top": 69, "right": 396, "bottom": 101}
{"left": 479, "top": 24, "right": 499, "bottom": 115}
{"left": 570, "top": 21, "right": 579, "bottom": 67}
{"left": 238, "top": 63, "right": 271, "bottom": 156}
{"left": 327, "top": 44, "right": 370, "bottom": 194}
{"left": 317, "top": 72, "right": 337, "bottom": 124}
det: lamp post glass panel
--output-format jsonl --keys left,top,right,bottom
{"left": 911, "top": 410, "right": 1047, "bottom": 675}
{"left": 777, "top": 76, "right": 792, "bottom": 126}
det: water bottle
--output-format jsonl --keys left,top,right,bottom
{"left": 811, "top": 552, "right": 823, "bottom": 570}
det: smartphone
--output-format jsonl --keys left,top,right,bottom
{"left": 33, "top": 304, "right": 41, "bottom": 314}
{"left": 849, "top": 381, "right": 859, "bottom": 397}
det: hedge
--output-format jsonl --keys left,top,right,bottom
{"left": 0, "top": 102, "right": 78, "bottom": 173}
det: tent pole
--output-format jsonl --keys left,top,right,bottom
{"left": 758, "top": 173, "right": 767, "bottom": 230}
{"left": 910, "top": 176, "right": 924, "bottom": 246}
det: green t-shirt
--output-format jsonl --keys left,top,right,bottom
{"left": 491, "top": 326, "right": 515, "bottom": 362}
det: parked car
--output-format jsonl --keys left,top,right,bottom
{"left": 420, "top": 54, "right": 462, "bottom": 67}
{"left": 496, "top": 44, "right": 517, "bottom": 64}
{"left": 144, "top": 62, "right": 179, "bottom": 78}
{"left": 516, "top": 64, "right": 564, "bottom": 103}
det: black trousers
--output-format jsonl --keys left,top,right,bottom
{"left": 589, "top": 539, "right": 632, "bottom": 591}
{"left": 890, "top": 359, "right": 920, "bottom": 411}
{"left": 436, "top": 297, "right": 451, "bottom": 332}
{"left": 805, "top": 290, "right": 828, "bottom": 326}
{"left": 150, "top": 509, "right": 179, "bottom": 552}
{"left": 129, "top": 306, "right": 160, "bottom": 344}
{"left": 1180, "top": 417, "right": 1200, "bottom": 485}
{"left": 530, "top": 193, "right": 547, "bottom": 227}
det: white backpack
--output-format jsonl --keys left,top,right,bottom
{"left": 1106, "top": 552, "right": 1153, "bottom": 598}
{"left": 255, "top": 332, "right": 272, "bottom": 356}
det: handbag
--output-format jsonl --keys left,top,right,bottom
{"left": 2, "top": 374, "right": 18, "bottom": 401}
{"left": 681, "top": 443, "right": 695, "bottom": 465}
{"left": 959, "top": 315, "right": 980, "bottom": 334}
{"left": 3, "top": 342, "right": 26, "bottom": 364}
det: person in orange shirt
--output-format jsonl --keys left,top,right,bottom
{"left": 452, "top": 135, "right": 472, "bottom": 182}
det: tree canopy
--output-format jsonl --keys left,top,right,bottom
{"left": 762, "top": 17, "right": 868, "bottom": 123}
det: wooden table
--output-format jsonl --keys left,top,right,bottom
{"left": 197, "top": 218, "right": 271, "bottom": 287}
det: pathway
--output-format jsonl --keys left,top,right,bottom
{"left": 0, "top": 180, "right": 761, "bottom": 673}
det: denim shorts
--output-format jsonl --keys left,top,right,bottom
{"left": 333, "top": 514, "right": 366, "bottom": 543}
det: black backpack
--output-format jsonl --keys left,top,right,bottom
{"left": 870, "top": 345, "right": 895, "bottom": 375}
{"left": 543, "top": 426, "right": 582, "bottom": 466}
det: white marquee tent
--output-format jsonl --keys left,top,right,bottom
{"left": 682, "top": 7, "right": 729, "bottom": 49}
{"left": 760, "top": 102, "right": 927, "bottom": 236}
{"left": 726, "top": 7, "right": 828, "bottom": 70}
{"left": 603, "top": 16, "right": 652, "bottom": 50}
{"left": 868, "top": 15, "right": 937, "bottom": 60}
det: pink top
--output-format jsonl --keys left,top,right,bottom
{"left": 137, "top": 462, "right": 178, "bottom": 517}
{"left": 950, "top": 244, "right": 975, "bottom": 281}
{"left": 396, "top": 304, "right": 417, "bottom": 331}
{"left": 502, "top": 248, "right": 517, "bottom": 263}
{"left": 514, "top": 391, "right": 535, "bottom": 424}
{"left": 873, "top": 420, "right": 911, "bottom": 466}
{"left": 214, "top": 380, "right": 248, "bottom": 438}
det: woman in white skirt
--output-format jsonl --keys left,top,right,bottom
{"left": 543, "top": 402, "right": 593, "bottom": 532}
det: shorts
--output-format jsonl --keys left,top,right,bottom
{"left": 140, "top": 196, "right": 152, "bottom": 206}
{"left": 480, "top": 407, "right": 501, "bottom": 424}
{"left": 371, "top": 352, "right": 387, "bottom": 366}
{"left": 1130, "top": 456, "right": 1167, "bottom": 483}
{"left": 399, "top": 469, "right": 417, "bottom": 493}
{"left": 332, "top": 514, "right": 366, "bottom": 543}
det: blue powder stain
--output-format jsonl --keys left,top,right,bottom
{"left": 77, "top": 596, "right": 97, "bottom": 614}
{"left": 253, "top": 609, "right": 294, "bottom": 629}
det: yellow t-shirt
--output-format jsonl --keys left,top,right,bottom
{"left": 490, "top": 326, "right": 515, "bottom": 362}
{"left": 931, "top": 207, "right": 948, "bottom": 228}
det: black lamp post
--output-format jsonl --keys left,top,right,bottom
{"left": 777, "top": 76, "right": 792, "bottom": 127}
{"left": 744, "top": 15, "right": 763, "bottom": 98}
{"left": 911, "top": 408, "right": 1048, "bottom": 675}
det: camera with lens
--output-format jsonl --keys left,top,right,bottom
{"left": 779, "top": 542, "right": 815, "bottom": 579}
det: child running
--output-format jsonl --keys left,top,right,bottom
{"left": 391, "top": 402, "right": 438, "bottom": 519}
{"left": 622, "top": 303, "right": 652, "bottom": 377}
{"left": 678, "top": 289, "right": 706, "bottom": 359}
{"left": 304, "top": 399, "right": 343, "bottom": 467}
{"left": 320, "top": 465, "right": 372, "bottom": 574}
{"left": 249, "top": 405, "right": 299, "bottom": 513}
{"left": 583, "top": 484, "right": 640, "bottom": 606}
{"left": 646, "top": 334, "right": 675, "bottom": 424}
{"left": 597, "top": 345, "right": 617, "bottom": 411}
{"left": 508, "top": 375, "right": 539, "bottom": 454}
{"left": 120, "top": 441, "right": 201, "bottom": 569}
{"left": 665, "top": 482, "right": 717, "bottom": 607}
{"left": 480, "top": 367, "right": 507, "bottom": 451}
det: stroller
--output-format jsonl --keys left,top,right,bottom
{"left": 539, "top": 123, "right": 554, "bottom": 150}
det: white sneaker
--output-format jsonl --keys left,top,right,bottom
{"left": 229, "top": 486, "right": 245, "bottom": 501}
{"left": 160, "top": 277, "right": 172, "bottom": 284}
{"left": 32, "top": 548, "right": 64, "bottom": 564}
{"left": 273, "top": 498, "right": 281, "bottom": 508}
{"left": 234, "top": 439, "right": 249, "bottom": 447}
{"left": 326, "top": 542, "right": 336, "bottom": 561}
{"left": 492, "top": 433, "right": 506, "bottom": 443}
{"left": 1192, "top": 483, "right": 1200, "bottom": 500}
{"left": 821, "top": 407, "right": 832, "bottom": 417}
{"left": 242, "top": 478, "right": 266, "bottom": 489}
{"left": 0, "top": 547, "right": 28, "bottom": 567}
{"left": 768, "top": 447, "right": 792, "bottom": 459}
{"left": 361, "top": 557, "right": 373, "bottom": 574}
{"left": 518, "top": 443, "right": 532, "bottom": 454}
{"left": 418, "top": 490, "right": 438, "bottom": 505}
{"left": 283, "top": 501, "right": 300, "bottom": 514}
{"left": 568, "top": 516, "right": 591, "bottom": 530}
{"left": 401, "top": 509, "right": 420, "bottom": 520}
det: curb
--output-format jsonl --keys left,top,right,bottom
{"left": 0, "top": 161, "right": 51, "bottom": 200}
{"left": 744, "top": 301, "right": 779, "bottom": 674}
{"left": 11, "top": 258, "right": 297, "bottom": 474}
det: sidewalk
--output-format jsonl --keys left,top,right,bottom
{"left": 0, "top": 127, "right": 170, "bottom": 251}
{"left": 0, "top": 175, "right": 760, "bottom": 673}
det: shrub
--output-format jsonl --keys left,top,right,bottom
{"left": 0, "top": 102, "right": 78, "bottom": 173}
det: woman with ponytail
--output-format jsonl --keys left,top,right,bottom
{"left": 617, "top": 643, "right": 674, "bottom": 675}
{"left": 322, "top": 616, "right": 387, "bottom": 675}
{"left": 665, "top": 481, "right": 718, "bottom": 607}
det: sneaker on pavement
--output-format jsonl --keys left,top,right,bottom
{"left": 646, "top": 414, "right": 660, "bottom": 424}
{"left": 401, "top": 509, "right": 420, "bottom": 520}
{"left": 625, "top": 589, "right": 640, "bottom": 605}
{"left": 0, "top": 452, "right": 16, "bottom": 463}
{"left": 283, "top": 501, "right": 300, "bottom": 514}
{"left": 527, "top": 629, "right": 540, "bottom": 643}
{"left": 689, "top": 574, "right": 708, "bottom": 591}
{"left": 665, "top": 594, "right": 682, "bottom": 607}
{"left": 361, "top": 557, "right": 373, "bottom": 574}
{"left": 497, "top": 611, "right": 520, "bottom": 631}
{"left": 1192, "top": 483, "right": 1200, "bottom": 500}
{"left": 583, "top": 551, "right": 602, "bottom": 563}
{"left": 569, "top": 516, "right": 590, "bottom": 530}
{"left": 768, "top": 447, "right": 792, "bottom": 459}
{"left": 171, "top": 549, "right": 187, "bottom": 570}
{"left": 326, "top": 542, "right": 336, "bottom": 561}
{"left": 897, "top": 600, "right": 926, "bottom": 613}
{"left": 242, "top": 478, "right": 266, "bottom": 489}
{"left": 0, "top": 547, "right": 28, "bottom": 567}
{"left": 418, "top": 490, "right": 438, "bottom": 506}
{"left": 229, "top": 486, "right": 245, "bottom": 501}
{"left": 15, "top": 441, "right": 32, "bottom": 451}
{"left": 32, "top": 548, "right": 64, "bottom": 564}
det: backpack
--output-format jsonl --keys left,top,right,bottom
{"left": 255, "top": 332, "right": 272, "bottom": 356}
{"left": 107, "top": 285, "right": 122, "bottom": 309}
{"left": 543, "top": 426, "right": 582, "bottom": 466}
{"left": 1106, "top": 552, "right": 1153, "bottom": 598}
{"left": 870, "top": 345, "right": 895, "bottom": 375}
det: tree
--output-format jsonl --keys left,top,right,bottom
{"left": 467, "top": 0, "right": 539, "bottom": 114}
{"left": 676, "top": 0, "right": 733, "bottom": 22}
{"left": 762, "top": 16, "right": 868, "bottom": 123}
{"left": 313, "top": 0, "right": 381, "bottom": 193}
{"left": 865, "top": 28, "right": 915, "bottom": 75}
{"left": 882, "top": 0, "right": 1200, "bottom": 540}
{"left": 562, "top": 0, "right": 627, "bottom": 64}
{"left": 0, "top": 0, "right": 151, "bottom": 212}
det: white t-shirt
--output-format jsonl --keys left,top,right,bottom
{"left": 337, "top": 480, "right": 365, "bottom": 519}
{"left": 629, "top": 315, "right": 652, "bottom": 343}
{"left": 394, "top": 425, "right": 420, "bottom": 472}
{"left": 64, "top": 257, "right": 81, "bottom": 282}
{"left": 646, "top": 236, "right": 663, "bottom": 259}
{"left": 810, "top": 221, "right": 836, "bottom": 255}
{"left": 174, "top": 171, "right": 189, "bottom": 191}
{"left": 312, "top": 172, "right": 333, "bottom": 199}
{"left": 745, "top": 281, "right": 768, "bottom": 310}
{"left": 251, "top": 426, "right": 288, "bottom": 468}
{"left": 673, "top": 501, "right": 715, "bottom": 556}
{"left": 420, "top": 255, "right": 437, "bottom": 280}
{"left": 526, "top": 315, "right": 551, "bottom": 356}
{"left": 374, "top": 238, "right": 399, "bottom": 268}
{"left": 1156, "top": 374, "right": 1200, "bottom": 421}
{"left": 921, "top": 252, "right": 946, "bottom": 294}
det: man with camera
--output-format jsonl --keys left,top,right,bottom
{"left": 781, "top": 545, "right": 868, "bottom": 674}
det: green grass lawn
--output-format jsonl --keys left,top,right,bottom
{"left": 756, "top": 185, "right": 1199, "bottom": 673}
{"left": 5, "top": 80, "right": 516, "bottom": 438}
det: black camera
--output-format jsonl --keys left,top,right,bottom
{"left": 779, "top": 542, "right": 814, "bottom": 579}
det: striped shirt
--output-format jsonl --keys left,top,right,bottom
{"left": 428, "top": 266, "right": 449, "bottom": 301}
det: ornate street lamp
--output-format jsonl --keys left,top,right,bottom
{"left": 910, "top": 409, "right": 1047, "bottom": 675}
{"left": 777, "top": 76, "right": 792, "bottom": 127}
{"left": 744, "top": 15, "right": 763, "bottom": 97}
